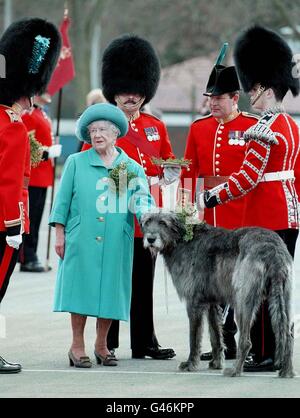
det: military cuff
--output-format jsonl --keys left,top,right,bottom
{"left": 6, "top": 225, "right": 21, "bottom": 236}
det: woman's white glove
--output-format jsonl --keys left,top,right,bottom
{"left": 6, "top": 234, "right": 22, "bottom": 250}
{"left": 48, "top": 144, "right": 62, "bottom": 159}
{"left": 163, "top": 166, "right": 181, "bottom": 185}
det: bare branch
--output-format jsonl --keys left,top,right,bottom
{"left": 272, "top": 0, "right": 300, "bottom": 39}
{"left": 85, "top": 0, "right": 105, "bottom": 37}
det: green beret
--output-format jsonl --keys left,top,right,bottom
{"left": 75, "top": 103, "right": 128, "bottom": 143}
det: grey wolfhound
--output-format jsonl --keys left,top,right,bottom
{"left": 141, "top": 212, "right": 294, "bottom": 378}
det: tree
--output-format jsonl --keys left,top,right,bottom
{"left": 68, "top": 0, "right": 106, "bottom": 113}
{"left": 271, "top": 0, "right": 300, "bottom": 39}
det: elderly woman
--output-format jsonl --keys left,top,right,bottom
{"left": 49, "top": 103, "right": 154, "bottom": 368}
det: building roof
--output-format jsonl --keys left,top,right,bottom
{"left": 152, "top": 56, "right": 300, "bottom": 115}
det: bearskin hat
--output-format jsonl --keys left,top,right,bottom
{"left": 0, "top": 18, "right": 61, "bottom": 106}
{"left": 234, "top": 25, "right": 299, "bottom": 99}
{"left": 101, "top": 34, "right": 160, "bottom": 105}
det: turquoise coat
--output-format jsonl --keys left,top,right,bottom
{"left": 49, "top": 147, "right": 154, "bottom": 320}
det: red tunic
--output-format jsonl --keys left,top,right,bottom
{"left": 182, "top": 112, "right": 258, "bottom": 228}
{"left": 209, "top": 112, "right": 300, "bottom": 230}
{"left": 81, "top": 112, "right": 175, "bottom": 237}
{"left": 0, "top": 105, "right": 30, "bottom": 234}
{"left": 22, "top": 106, "right": 54, "bottom": 188}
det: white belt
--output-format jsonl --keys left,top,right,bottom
{"left": 148, "top": 176, "right": 160, "bottom": 186}
{"left": 260, "top": 170, "right": 294, "bottom": 182}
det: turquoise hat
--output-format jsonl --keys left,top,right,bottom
{"left": 75, "top": 103, "right": 128, "bottom": 143}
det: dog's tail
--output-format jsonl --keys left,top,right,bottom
{"left": 268, "top": 256, "right": 294, "bottom": 378}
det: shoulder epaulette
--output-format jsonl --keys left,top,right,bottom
{"left": 241, "top": 111, "right": 259, "bottom": 120}
{"left": 243, "top": 113, "right": 279, "bottom": 145}
{"left": 5, "top": 109, "right": 22, "bottom": 123}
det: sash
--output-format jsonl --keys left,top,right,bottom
{"left": 123, "top": 126, "right": 161, "bottom": 158}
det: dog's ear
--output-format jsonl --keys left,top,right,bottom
{"left": 169, "top": 212, "right": 186, "bottom": 236}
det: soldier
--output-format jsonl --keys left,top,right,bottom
{"left": 181, "top": 64, "right": 258, "bottom": 361}
{"left": 97, "top": 35, "right": 178, "bottom": 359}
{"left": 0, "top": 18, "right": 61, "bottom": 373}
{"left": 198, "top": 25, "right": 300, "bottom": 372}
{"left": 20, "top": 93, "right": 62, "bottom": 272}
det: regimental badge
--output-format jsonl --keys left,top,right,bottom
{"left": 144, "top": 126, "right": 160, "bottom": 142}
{"left": 228, "top": 131, "right": 245, "bottom": 146}
{"left": 5, "top": 109, "right": 21, "bottom": 123}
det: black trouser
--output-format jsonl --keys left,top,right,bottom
{"left": 250, "top": 228, "right": 299, "bottom": 362}
{"left": 107, "top": 238, "right": 159, "bottom": 351}
{"left": 20, "top": 186, "right": 47, "bottom": 264}
{"left": 222, "top": 306, "right": 237, "bottom": 351}
{"left": 0, "top": 233, "right": 20, "bottom": 303}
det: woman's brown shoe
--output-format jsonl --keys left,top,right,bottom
{"left": 94, "top": 351, "right": 118, "bottom": 366}
{"left": 68, "top": 350, "right": 92, "bottom": 368}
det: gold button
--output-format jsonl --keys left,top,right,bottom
{"left": 215, "top": 161, "right": 220, "bottom": 165}
{"left": 217, "top": 137, "right": 222, "bottom": 141}
{"left": 220, "top": 126, "right": 225, "bottom": 129}
{"left": 217, "top": 144, "right": 221, "bottom": 148}
{"left": 216, "top": 168, "right": 220, "bottom": 173}
{"left": 140, "top": 153, "right": 144, "bottom": 157}
{"left": 98, "top": 217, "right": 104, "bottom": 222}
{"left": 144, "top": 167, "right": 147, "bottom": 171}
{"left": 218, "top": 131, "right": 222, "bottom": 134}
{"left": 216, "top": 154, "right": 220, "bottom": 158}
{"left": 96, "top": 236, "right": 103, "bottom": 242}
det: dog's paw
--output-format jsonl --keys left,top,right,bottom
{"left": 179, "top": 361, "right": 199, "bottom": 372}
{"left": 209, "top": 359, "right": 223, "bottom": 370}
{"left": 223, "top": 367, "right": 241, "bottom": 377}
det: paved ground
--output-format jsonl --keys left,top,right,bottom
{"left": 1, "top": 191, "right": 300, "bottom": 398}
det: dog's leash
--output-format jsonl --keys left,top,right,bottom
{"left": 160, "top": 183, "right": 178, "bottom": 314}
{"left": 163, "top": 261, "right": 169, "bottom": 314}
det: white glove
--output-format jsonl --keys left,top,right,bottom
{"left": 6, "top": 234, "right": 22, "bottom": 250}
{"left": 163, "top": 166, "right": 181, "bottom": 185}
{"left": 197, "top": 192, "right": 205, "bottom": 211}
{"left": 48, "top": 144, "right": 62, "bottom": 159}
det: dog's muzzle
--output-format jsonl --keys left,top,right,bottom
{"left": 144, "top": 234, "right": 161, "bottom": 250}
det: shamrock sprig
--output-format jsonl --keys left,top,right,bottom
{"left": 176, "top": 202, "right": 200, "bottom": 242}
{"left": 109, "top": 162, "right": 137, "bottom": 195}
{"left": 28, "top": 130, "right": 43, "bottom": 168}
{"left": 152, "top": 157, "right": 192, "bottom": 167}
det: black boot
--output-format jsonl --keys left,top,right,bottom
{"left": 20, "top": 260, "right": 46, "bottom": 272}
{"left": 132, "top": 345, "right": 176, "bottom": 360}
{"left": 0, "top": 356, "right": 22, "bottom": 374}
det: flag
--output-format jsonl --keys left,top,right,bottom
{"left": 47, "top": 15, "right": 75, "bottom": 95}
